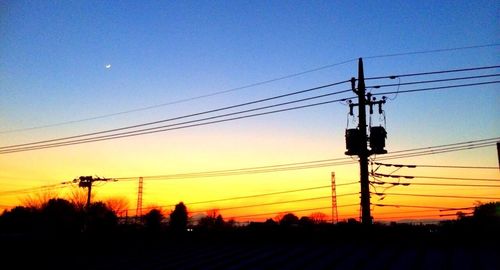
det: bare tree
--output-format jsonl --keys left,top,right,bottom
{"left": 104, "top": 197, "right": 130, "bottom": 217}
{"left": 206, "top": 208, "right": 219, "bottom": 219}
{"left": 21, "top": 188, "right": 59, "bottom": 209}
{"left": 309, "top": 212, "right": 328, "bottom": 224}
{"left": 65, "top": 185, "right": 94, "bottom": 210}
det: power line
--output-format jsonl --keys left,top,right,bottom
{"left": 383, "top": 138, "right": 499, "bottom": 155}
{"left": 371, "top": 80, "right": 500, "bottom": 97}
{"left": 365, "top": 65, "right": 500, "bottom": 80}
{"left": 0, "top": 183, "right": 70, "bottom": 196}
{"left": 3, "top": 73, "right": 498, "bottom": 153}
{"left": 373, "top": 173, "right": 500, "bottom": 182}
{"left": 3, "top": 138, "right": 495, "bottom": 198}
{"left": 228, "top": 204, "right": 359, "bottom": 219}
{"left": 372, "top": 192, "right": 500, "bottom": 200}
{"left": 0, "top": 82, "right": 352, "bottom": 150}
{"left": 375, "top": 143, "right": 497, "bottom": 161}
{"left": 439, "top": 207, "right": 476, "bottom": 212}
{"left": 0, "top": 69, "right": 355, "bottom": 135}
{"left": 364, "top": 43, "right": 499, "bottom": 61}
{"left": 189, "top": 193, "right": 359, "bottom": 214}
{"left": 145, "top": 183, "right": 356, "bottom": 210}
{"left": 439, "top": 212, "right": 473, "bottom": 217}
{"left": 373, "top": 162, "right": 498, "bottom": 170}
{"left": 3, "top": 80, "right": 499, "bottom": 154}
{"left": 5, "top": 43, "right": 497, "bottom": 134}
{"left": 1, "top": 138, "right": 496, "bottom": 198}
{"left": 371, "top": 209, "right": 445, "bottom": 216}
{"left": 373, "top": 214, "right": 450, "bottom": 220}
{"left": 367, "top": 73, "right": 500, "bottom": 89}
{"left": 129, "top": 182, "right": 359, "bottom": 212}
{"left": 114, "top": 139, "right": 498, "bottom": 181}
{"left": 0, "top": 95, "right": 354, "bottom": 154}
{"left": 115, "top": 161, "right": 356, "bottom": 181}
{"left": 371, "top": 181, "right": 500, "bottom": 188}
{"left": 372, "top": 203, "right": 474, "bottom": 210}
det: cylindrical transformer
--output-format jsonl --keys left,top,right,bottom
{"left": 369, "top": 126, "right": 387, "bottom": 154}
{"left": 345, "top": 128, "right": 362, "bottom": 155}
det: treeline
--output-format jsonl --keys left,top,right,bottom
{"left": 1, "top": 196, "right": 498, "bottom": 238}
{"left": 0, "top": 198, "right": 117, "bottom": 234}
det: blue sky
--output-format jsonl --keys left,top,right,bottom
{"left": 0, "top": 0, "right": 498, "bottom": 202}
{"left": 1, "top": 1, "right": 497, "bottom": 130}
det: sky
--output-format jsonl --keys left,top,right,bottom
{"left": 0, "top": 1, "right": 499, "bottom": 222}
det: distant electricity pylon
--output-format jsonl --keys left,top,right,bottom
{"left": 136, "top": 177, "right": 143, "bottom": 218}
{"left": 331, "top": 172, "right": 338, "bottom": 224}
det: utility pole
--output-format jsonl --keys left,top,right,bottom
{"left": 345, "top": 58, "right": 387, "bottom": 225}
{"left": 355, "top": 59, "right": 371, "bottom": 225}
{"left": 74, "top": 176, "right": 113, "bottom": 209}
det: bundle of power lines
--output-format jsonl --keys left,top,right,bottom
{"left": 0, "top": 64, "right": 498, "bottom": 154}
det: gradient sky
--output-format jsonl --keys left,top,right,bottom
{"left": 0, "top": 1, "right": 499, "bottom": 221}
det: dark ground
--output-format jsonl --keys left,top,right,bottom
{"left": 2, "top": 226, "right": 498, "bottom": 270}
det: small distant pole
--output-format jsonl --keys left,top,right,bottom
{"left": 76, "top": 176, "right": 111, "bottom": 209}
{"left": 331, "top": 172, "right": 338, "bottom": 224}
{"left": 74, "top": 176, "right": 112, "bottom": 231}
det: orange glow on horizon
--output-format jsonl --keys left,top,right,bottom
{"left": 1, "top": 132, "right": 498, "bottom": 223}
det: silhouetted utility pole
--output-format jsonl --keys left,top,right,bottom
{"left": 345, "top": 58, "right": 387, "bottom": 225}
{"left": 355, "top": 59, "right": 371, "bottom": 225}
{"left": 74, "top": 176, "right": 113, "bottom": 209}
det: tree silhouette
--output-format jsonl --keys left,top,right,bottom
{"left": 299, "top": 216, "right": 314, "bottom": 227}
{"left": 0, "top": 206, "right": 39, "bottom": 232}
{"left": 215, "top": 214, "right": 225, "bottom": 228}
{"left": 41, "top": 198, "right": 80, "bottom": 233}
{"left": 265, "top": 218, "right": 277, "bottom": 226}
{"left": 198, "top": 209, "right": 226, "bottom": 230}
{"left": 309, "top": 212, "right": 328, "bottom": 224}
{"left": 473, "top": 201, "right": 499, "bottom": 224}
{"left": 144, "top": 209, "right": 164, "bottom": 232}
{"left": 279, "top": 213, "right": 299, "bottom": 226}
{"left": 86, "top": 202, "right": 117, "bottom": 233}
{"left": 169, "top": 202, "right": 188, "bottom": 232}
